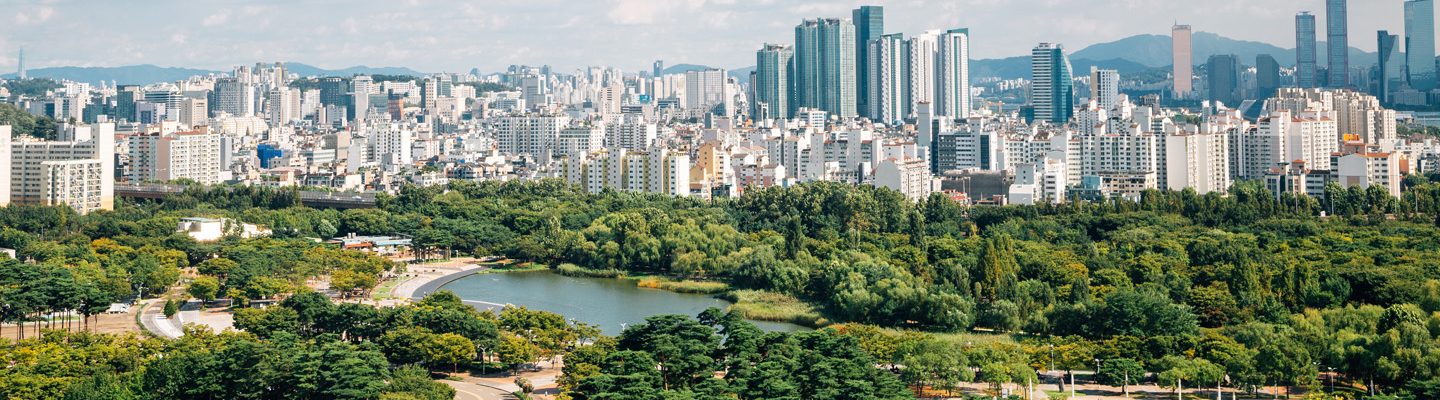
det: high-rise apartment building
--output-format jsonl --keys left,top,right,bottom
{"left": 755, "top": 44, "right": 794, "bottom": 120}
{"left": 127, "top": 130, "right": 222, "bottom": 185}
{"left": 869, "top": 33, "right": 909, "bottom": 124}
{"left": 1172, "top": 25, "right": 1193, "bottom": 97}
{"left": 852, "top": 6, "right": 883, "bottom": 120}
{"left": 352, "top": 75, "right": 373, "bottom": 122}
{"left": 1, "top": 123, "right": 115, "bottom": 214}
{"left": 905, "top": 32, "right": 939, "bottom": 118}
{"left": 1030, "top": 43, "right": 1074, "bottom": 124}
{"left": 562, "top": 148, "right": 690, "bottom": 197}
{"left": 936, "top": 29, "right": 971, "bottom": 119}
{"left": 1090, "top": 67, "right": 1120, "bottom": 111}
{"left": 1296, "top": 12, "right": 1319, "bottom": 88}
{"left": 795, "top": 18, "right": 858, "bottom": 119}
{"left": 495, "top": 115, "right": 570, "bottom": 158}
{"left": 1407, "top": 0, "right": 1437, "bottom": 91}
{"left": 685, "top": 69, "right": 730, "bottom": 117}
{"left": 1326, "top": 0, "right": 1349, "bottom": 87}
{"left": 1164, "top": 131, "right": 1230, "bottom": 194}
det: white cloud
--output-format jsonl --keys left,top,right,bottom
{"left": 202, "top": 10, "right": 230, "bottom": 27}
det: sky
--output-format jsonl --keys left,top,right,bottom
{"left": 0, "top": 0, "right": 1419, "bottom": 75}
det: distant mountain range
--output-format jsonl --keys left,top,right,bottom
{"left": 0, "top": 63, "right": 426, "bottom": 85}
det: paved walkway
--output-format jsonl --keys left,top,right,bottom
{"left": 441, "top": 379, "right": 518, "bottom": 400}
{"left": 138, "top": 299, "right": 184, "bottom": 339}
{"left": 396, "top": 262, "right": 485, "bottom": 300}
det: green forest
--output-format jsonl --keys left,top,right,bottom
{"left": 2, "top": 178, "right": 1440, "bottom": 398}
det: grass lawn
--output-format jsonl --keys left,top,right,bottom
{"left": 724, "top": 290, "right": 830, "bottom": 328}
{"left": 372, "top": 277, "right": 407, "bottom": 300}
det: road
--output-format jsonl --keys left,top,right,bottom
{"left": 440, "top": 380, "right": 517, "bottom": 400}
{"left": 137, "top": 299, "right": 184, "bottom": 339}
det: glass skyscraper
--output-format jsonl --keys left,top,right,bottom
{"left": 754, "top": 44, "right": 794, "bottom": 120}
{"left": 1407, "top": 0, "right": 1437, "bottom": 91}
{"left": 1256, "top": 54, "right": 1280, "bottom": 100}
{"left": 1326, "top": 0, "right": 1349, "bottom": 87}
{"left": 1296, "top": 12, "right": 1318, "bottom": 88}
{"left": 795, "top": 18, "right": 858, "bottom": 119}
{"left": 1206, "top": 54, "right": 1240, "bottom": 107}
{"left": 1029, "top": 43, "right": 1073, "bottom": 125}
{"left": 1378, "top": 31, "right": 1403, "bottom": 100}
{"left": 852, "top": 6, "right": 883, "bottom": 120}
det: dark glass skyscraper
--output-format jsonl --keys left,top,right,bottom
{"left": 1407, "top": 0, "right": 1437, "bottom": 91}
{"left": 852, "top": 6, "right": 883, "bottom": 120}
{"left": 1296, "top": 12, "right": 1318, "bottom": 88}
{"left": 1378, "top": 31, "right": 1403, "bottom": 100}
{"left": 1206, "top": 54, "right": 1240, "bottom": 107}
{"left": 1326, "top": 0, "right": 1349, "bottom": 87}
{"left": 1256, "top": 54, "right": 1280, "bottom": 100}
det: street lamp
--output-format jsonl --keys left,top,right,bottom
{"left": 1095, "top": 358, "right": 1102, "bottom": 384}
{"left": 1327, "top": 366, "right": 1335, "bottom": 393}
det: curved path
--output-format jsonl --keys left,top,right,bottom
{"left": 397, "top": 264, "right": 486, "bottom": 300}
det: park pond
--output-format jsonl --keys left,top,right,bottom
{"left": 439, "top": 270, "right": 811, "bottom": 335}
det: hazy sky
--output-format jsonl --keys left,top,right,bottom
{"left": 0, "top": 0, "right": 1419, "bottom": 74}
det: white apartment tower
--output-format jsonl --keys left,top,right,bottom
{"left": 127, "top": 130, "right": 223, "bottom": 185}
{"left": 2, "top": 123, "right": 115, "bottom": 214}
{"left": 936, "top": 29, "right": 971, "bottom": 119}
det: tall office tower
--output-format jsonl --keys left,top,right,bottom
{"left": 1207, "top": 55, "right": 1241, "bottom": 107}
{"left": 754, "top": 44, "right": 794, "bottom": 120}
{"left": 1296, "top": 12, "right": 1319, "bottom": 88}
{"left": 869, "top": 33, "right": 910, "bottom": 124}
{"left": 319, "top": 77, "right": 349, "bottom": 108}
{"left": 214, "top": 78, "right": 256, "bottom": 117}
{"left": 116, "top": 85, "right": 141, "bottom": 122}
{"left": 519, "top": 74, "right": 550, "bottom": 109}
{"left": 1030, "top": 43, "right": 1074, "bottom": 125}
{"left": 420, "top": 77, "right": 437, "bottom": 110}
{"left": 1172, "top": 25, "right": 1193, "bottom": 97}
{"left": 936, "top": 29, "right": 971, "bottom": 119}
{"left": 351, "top": 75, "right": 373, "bottom": 122}
{"left": 1407, "top": 0, "right": 1437, "bottom": 91}
{"left": 1378, "top": 31, "right": 1403, "bottom": 100}
{"left": 653, "top": 60, "right": 664, "bottom": 78}
{"left": 1326, "top": 0, "right": 1349, "bottom": 87}
{"left": 1256, "top": 55, "right": 1281, "bottom": 100}
{"left": 795, "top": 18, "right": 858, "bottom": 119}
{"left": 15, "top": 47, "right": 23, "bottom": 79}
{"left": 178, "top": 98, "right": 208, "bottom": 128}
{"left": 1090, "top": 67, "right": 1120, "bottom": 111}
{"left": 853, "top": 6, "right": 883, "bottom": 119}
{"left": 267, "top": 87, "right": 301, "bottom": 126}
{"left": 905, "top": 31, "right": 939, "bottom": 118}
{"left": 435, "top": 74, "right": 454, "bottom": 97}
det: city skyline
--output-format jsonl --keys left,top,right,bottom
{"left": 0, "top": 0, "right": 1422, "bottom": 74}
